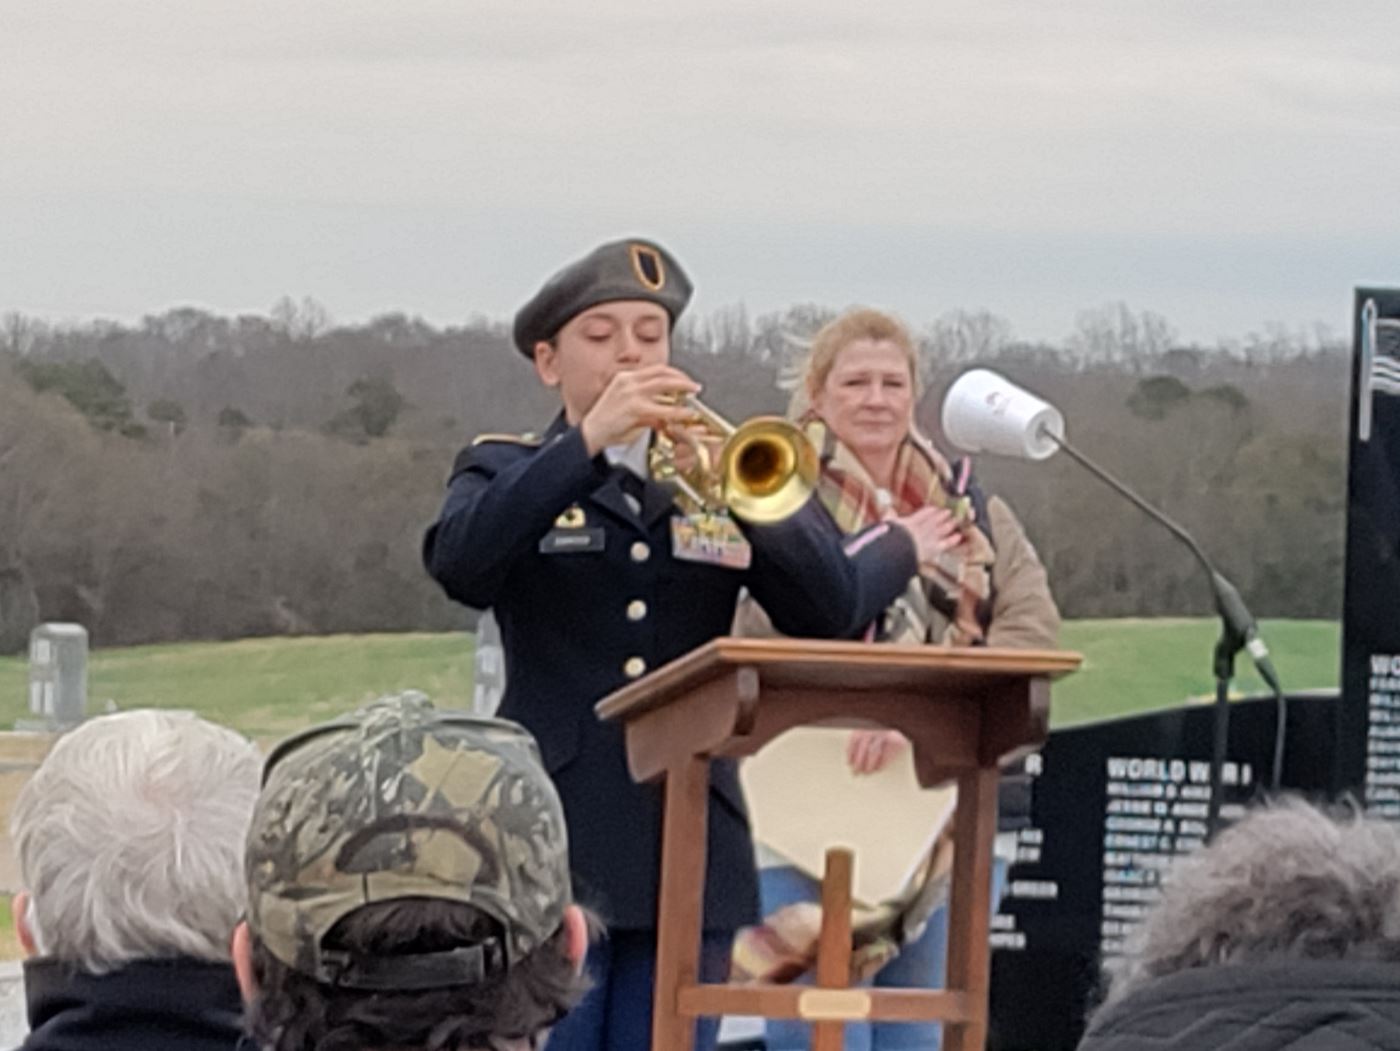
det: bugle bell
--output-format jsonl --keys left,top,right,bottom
{"left": 649, "top": 396, "right": 819, "bottom": 524}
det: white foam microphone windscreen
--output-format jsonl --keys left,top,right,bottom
{"left": 941, "top": 369, "right": 1064, "bottom": 460}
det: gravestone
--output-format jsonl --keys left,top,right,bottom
{"left": 472, "top": 610, "right": 506, "bottom": 717}
{"left": 21, "top": 623, "right": 88, "bottom": 731}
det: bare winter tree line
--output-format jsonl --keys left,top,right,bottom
{"left": 0, "top": 297, "right": 1349, "bottom": 653}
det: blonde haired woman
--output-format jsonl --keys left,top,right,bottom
{"left": 743, "top": 307, "right": 1059, "bottom": 1051}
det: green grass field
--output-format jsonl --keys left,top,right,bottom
{"left": 0, "top": 619, "right": 1344, "bottom": 960}
{"left": 1054, "top": 617, "right": 1340, "bottom": 725}
{"left": 0, "top": 633, "right": 476, "bottom": 740}
{"left": 0, "top": 619, "right": 1340, "bottom": 739}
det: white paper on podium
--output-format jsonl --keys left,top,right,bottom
{"left": 741, "top": 727, "right": 956, "bottom": 907}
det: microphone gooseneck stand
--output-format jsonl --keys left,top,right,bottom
{"left": 1037, "top": 428, "right": 1286, "bottom": 836}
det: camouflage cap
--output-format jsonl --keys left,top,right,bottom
{"left": 512, "top": 237, "right": 693, "bottom": 356}
{"left": 245, "top": 691, "right": 571, "bottom": 990}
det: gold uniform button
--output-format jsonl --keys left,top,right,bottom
{"left": 627, "top": 600, "right": 648, "bottom": 622}
{"left": 624, "top": 656, "right": 647, "bottom": 679}
{"left": 630, "top": 541, "right": 651, "bottom": 563}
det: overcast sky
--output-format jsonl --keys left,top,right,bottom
{"left": 2, "top": 1, "right": 1397, "bottom": 344}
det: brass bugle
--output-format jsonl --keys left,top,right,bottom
{"left": 651, "top": 395, "right": 819, "bottom": 524}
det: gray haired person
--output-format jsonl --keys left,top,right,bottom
{"left": 1078, "top": 797, "right": 1400, "bottom": 1050}
{"left": 9, "top": 708, "right": 262, "bottom": 1051}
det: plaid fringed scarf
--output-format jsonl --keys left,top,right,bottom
{"left": 803, "top": 415, "right": 996, "bottom": 646}
{"left": 731, "top": 820, "right": 957, "bottom": 985}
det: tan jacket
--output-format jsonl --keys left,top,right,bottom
{"left": 981, "top": 495, "right": 1060, "bottom": 649}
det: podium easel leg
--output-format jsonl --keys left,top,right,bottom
{"left": 811, "top": 848, "right": 855, "bottom": 1051}
{"left": 944, "top": 765, "right": 998, "bottom": 1051}
{"left": 652, "top": 756, "right": 710, "bottom": 1051}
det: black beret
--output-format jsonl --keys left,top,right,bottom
{"left": 512, "top": 238, "right": 693, "bottom": 357}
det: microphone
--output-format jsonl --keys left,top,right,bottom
{"left": 941, "top": 369, "right": 1287, "bottom": 829}
{"left": 942, "top": 369, "right": 1064, "bottom": 461}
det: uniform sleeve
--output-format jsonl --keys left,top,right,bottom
{"left": 984, "top": 496, "right": 1061, "bottom": 649}
{"left": 742, "top": 506, "right": 918, "bottom": 640}
{"left": 422, "top": 427, "right": 611, "bottom": 610}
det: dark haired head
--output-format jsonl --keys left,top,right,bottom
{"left": 243, "top": 898, "right": 587, "bottom": 1051}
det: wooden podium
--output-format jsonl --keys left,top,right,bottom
{"left": 596, "top": 638, "right": 1081, "bottom": 1051}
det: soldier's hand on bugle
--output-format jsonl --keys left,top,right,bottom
{"left": 890, "top": 506, "right": 965, "bottom": 566}
{"left": 666, "top": 419, "right": 723, "bottom": 477}
{"left": 580, "top": 365, "right": 701, "bottom": 456}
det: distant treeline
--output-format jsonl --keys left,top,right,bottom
{"left": 0, "top": 300, "right": 1349, "bottom": 653}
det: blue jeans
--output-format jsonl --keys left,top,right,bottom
{"left": 759, "top": 860, "right": 1009, "bottom": 1051}
{"left": 547, "top": 928, "right": 731, "bottom": 1051}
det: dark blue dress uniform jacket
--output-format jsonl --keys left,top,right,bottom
{"left": 423, "top": 417, "right": 916, "bottom": 931}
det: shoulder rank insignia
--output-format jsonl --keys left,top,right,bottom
{"left": 555, "top": 505, "right": 587, "bottom": 529}
{"left": 472, "top": 432, "right": 542, "bottom": 447}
